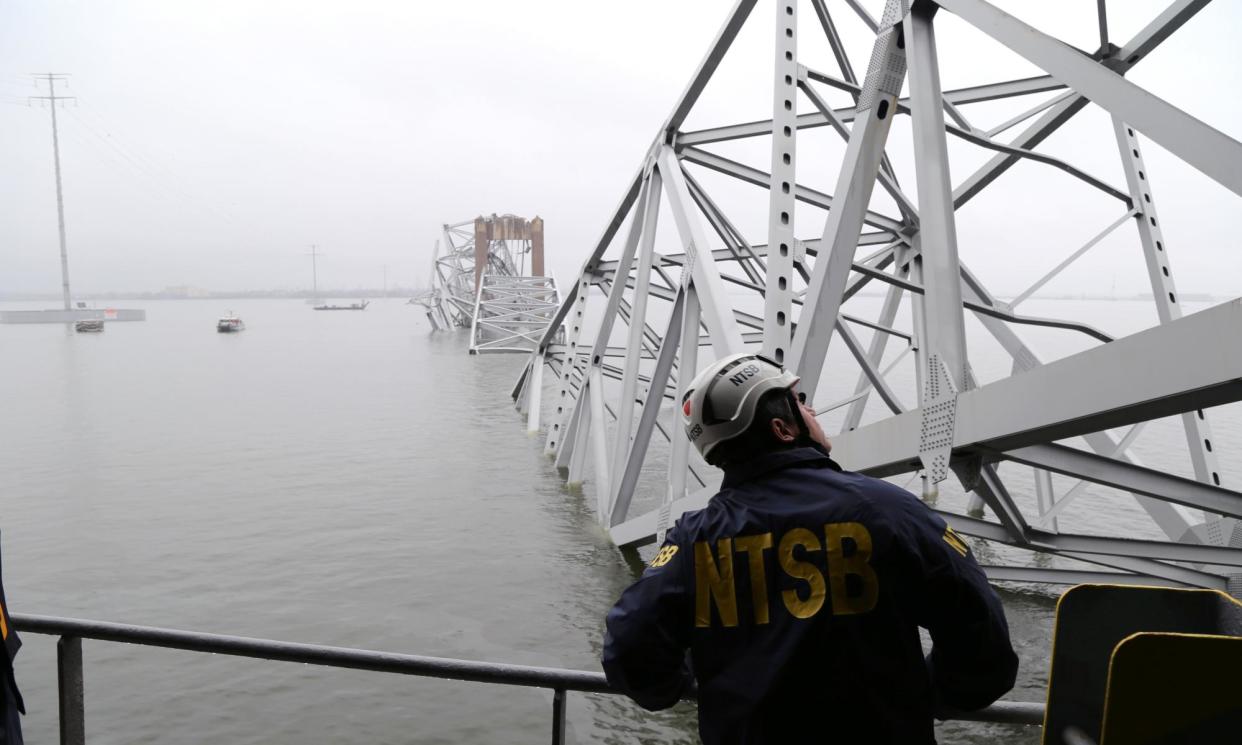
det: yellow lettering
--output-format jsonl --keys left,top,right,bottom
{"left": 649, "top": 544, "right": 679, "bottom": 568}
{"left": 778, "top": 528, "right": 826, "bottom": 619}
{"left": 695, "top": 538, "right": 738, "bottom": 628}
{"left": 824, "top": 522, "right": 879, "bottom": 615}
{"left": 943, "top": 526, "right": 969, "bottom": 557}
{"left": 734, "top": 533, "right": 773, "bottom": 624}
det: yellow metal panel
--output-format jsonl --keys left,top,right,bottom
{"left": 1100, "top": 632, "right": 1242, "bottom": 744}
{"left": 1042, "top": 584, "right": 1242, "bottom": 745}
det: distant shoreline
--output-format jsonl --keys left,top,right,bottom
{"left": 2, "top": 291, "right": 1223, "bottom": 303}
{"left": 0, "top": 288, "right": 428, "bottom": 302}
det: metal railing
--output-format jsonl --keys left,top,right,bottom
{"left": 12, "top": 613, "right": 1045, "bottom": 744}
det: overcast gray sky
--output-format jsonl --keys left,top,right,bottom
{"left": 2, "top": 0, "right": 1240, "bottom": 297}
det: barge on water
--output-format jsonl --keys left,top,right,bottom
{"left": 313, "top": 300, "right": 369, "bottom": 311}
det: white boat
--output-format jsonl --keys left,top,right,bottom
{"left": 217, "top": 314, "right": 245, "bottom": 333}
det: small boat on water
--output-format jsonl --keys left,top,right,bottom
{"left": 217, "top": 314, "right": 245, "bottom": 333}
{"left": 313, "top": 300, "right": 369, "bottom": 311}
{"left": 74, "top": 319, "right": 104, "bottom": 333}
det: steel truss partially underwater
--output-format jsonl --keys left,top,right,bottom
{"left": 414, "top": 214, "right": 559, "bottom": 353}
{"left": 512, "top": 0, "right": 1242, "bottom": 592}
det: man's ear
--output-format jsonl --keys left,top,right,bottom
{"left": 770, "top": 417, "right": 798, "bottom": 444}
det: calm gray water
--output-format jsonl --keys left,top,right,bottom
{"left": 1, "top": 297, "right": 1235, "bottom": 743}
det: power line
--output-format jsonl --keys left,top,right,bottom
{"left": 56, "top": 113, "right": 194, "bottom": 212}
{"left": 71, "top": 100, "right": 241, "bottom": 226}
{"left": 62, "top": 108, "right": 205, "bottom": 213}
{"left": 74, "top": 104, "right": 184, "bottom": 185}
{"left": 64, "top": 109, "right": 158, "bottom": 179}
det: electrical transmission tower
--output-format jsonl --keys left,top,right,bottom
{"left": 307, "top": 245, "right": 323, "bottom": 299}
{"left": 29, "top": 73, "right": 76, "bottom": 310}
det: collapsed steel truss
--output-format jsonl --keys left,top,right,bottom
{"left": 414, "top": 215, "right": 558, "bottom": 353}
{"left": 470, "top": 275, "right": 561, "bottom": 354}
{"left": 512, "top": 0, "right": 1242, "bottom": 591}
{"left": 414, "top": 219, "right": 518, "bottom": 331}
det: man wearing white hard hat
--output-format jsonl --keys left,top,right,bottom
{"left": 602, "top": 353, "right": 1017, "bottom": 745}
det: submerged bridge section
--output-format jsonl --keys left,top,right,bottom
{"left": 512, "top": 0, "right": 1242, "bottom": 592}
{"left": 414, "top": 214, "right": 560, "bottom": 353}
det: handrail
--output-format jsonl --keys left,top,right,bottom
{"left": 13, "top": 613, "right": 611, "bottom": 693}
{"left": 12, "top": 613, "right": 1045, "bottom": 743}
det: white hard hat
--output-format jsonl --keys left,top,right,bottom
{"left": 680, "top": 353, "right": 800, "bottom": 462}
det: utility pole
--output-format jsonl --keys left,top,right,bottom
{"left": 307, "top": 245, "right": 323, "bottom": 298}
{"left": 382, "top": 265, "right": 388, "bottom": 298}
{"left": 29, "top": 73, "right": 76, "bottom": 311}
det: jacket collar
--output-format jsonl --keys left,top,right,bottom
{"left": 720, "top": 446, "right": 842, "bottom": 490}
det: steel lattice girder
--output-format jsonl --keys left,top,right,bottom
{"left": 511, "top": 0, "right": 1242, "bottom": 591}
{"left": 470, "top": 276, "right": 562, "bottom": 354}
{"left": 416, "top": 215, "right": 559, "bottom": 354}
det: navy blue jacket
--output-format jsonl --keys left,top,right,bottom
{"left": 1, "top": 533, "right": 24, "bottom": 745}
{"left": 602, "top": 448, "right": 1017, "bottom": 744}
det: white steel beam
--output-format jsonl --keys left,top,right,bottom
{"left": 588, "top": 368, "right": 612, "bottom": 520}
{"left": 950, "top": 0, "right": 1211, "bottom": 210}
{"left": 611, "top": 485, "right": 716, "bottom": 549}
{"left": 842, "top": 245, "right": 913, "bottom": 431}
{"left": 907, "top": 5, "right": 969, "bottom": 394}
{"left": 581, "top": 175, "right": 650, "bottom": 481}
{"left": 958, "top": 264, "right": 1198, "bottom": 542}
{"left": 1111, "top": 115, "right": 1229, "bottom": 546}
{"left": 798, "top": 77, "right": 919, "bottom": 224}
{"left": 677, "top": 75, "right": 1066, "bottom": 146}
{"left": 999, "top": 443, "right": 1242, "bottom": 522}
{"left": 834, "top": 319, "right": 905, "bottom": 415}
{"left": 936, "top": 0, "right": 1242, "bottom": 198}
{"left": 685, "top": 172, "right": 765, "bottom": 285}
{"left": 665, "top": 285, "right": 701, "bottom": 537}
{"left": 984, "top": 91, "right": 1075, "bottom": 139}
{"left": 511, "top": 0, "right": 1238, "bottom": 590}
{"left": 680, "top": 147, "right": 904, "bottom": 233}
{"left": 657, "top": 146, "right": 744, "bottom": 357}
{"left": 935, "top": 514, "right": 1230, "bottom": 589}
{"left": 978, "top": 566, "right": 1214, "bottom": 589}
{"left": 1010, "top": 209, "right": 1138, "bottom": 308}
{"left": 545, "top": 275, "right": 592, "bottom": 455}
{"left": 525, "top": 356, "right": 543, "bottom": 433}
{"left": 763, "top": 0, "right": 799, "bottom": 364}
{"left": 610, "top": 288, "right": 686, "bottom": 527}
{"left": 790, "top": 3, "right": 907, "bottom": 399}
{"left": 662, "top": 0, "right": 761, "bottom": 136}
{"left": 533, "top": 166, "right": 648, "bottom": 356}
{"left": 610, "top": 172, "right": 663, "bottom": 497}
{"left": 563, "top": 390, "right": 589, "bottom": 483}
{"left": 834, "top": 299, "right": 1242, "bottom": 476}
